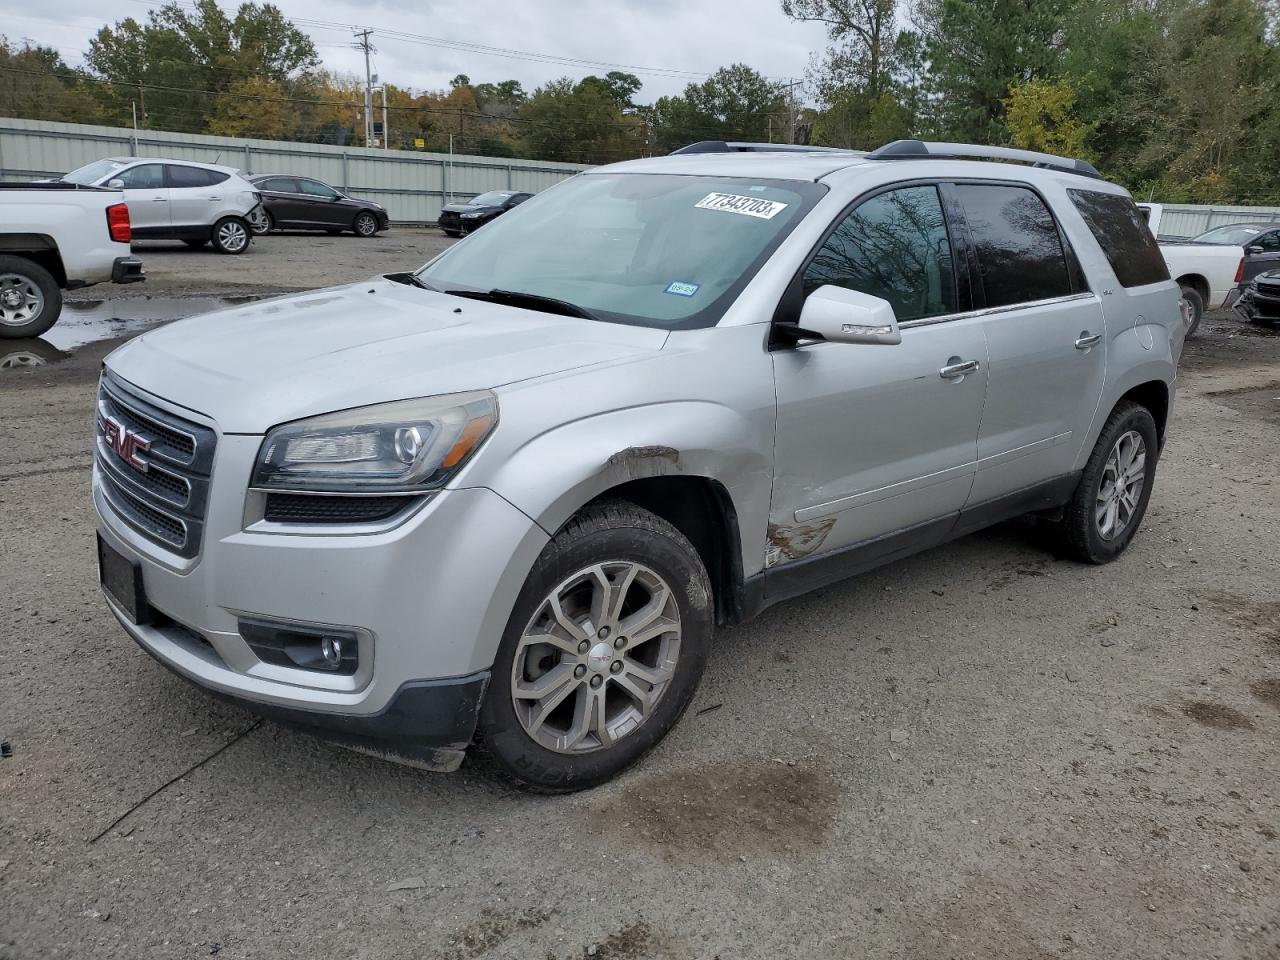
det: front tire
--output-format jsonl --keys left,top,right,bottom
{"left": 1180, "top": 284, "right": 1205, "bottom": 337}
{"left": 0, "top": 256, "right": 61, "bottom": 340}
{"left": 210, "top": 217, "right": 251, "bottom": 255}
{"left": 1054, "top": 401, "right": 1159, "bottom": 564}
{"left": 478, "top": 501, "right": 713, "bottom": 792}
{"left": 353, "top": 212, "right": 378, "bottom": 237}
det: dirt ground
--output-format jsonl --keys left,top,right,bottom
{"left": 1, "top": 233, "right": 1278, "bottom": 959}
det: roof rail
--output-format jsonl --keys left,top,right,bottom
{"left": 671, "top": 140, "right": 852, "bottom": 155}
{"left": 866, "top": 139, "right": 1102, "bottom": 179}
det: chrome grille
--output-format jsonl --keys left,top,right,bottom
{"left": 96, "top": 373, "right": 217, "bottom": 558}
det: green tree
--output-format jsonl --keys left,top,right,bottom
{"left": 518, "top": 77, "right": 640, "bottom": 163}
{"left": 578, "top": 71, "right": 643, "bottom": 108}
{"left": 1004, "top": 81, "right": 1092, "bottom": 158}
{"left": 86, "top": 0, "right": 319, "bottom": 132}
{"left": 0, "top": 38, "right": 107, "bottom": 124}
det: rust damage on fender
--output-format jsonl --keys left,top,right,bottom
{"left": 604, "top": 445, "right": 681, "bottom": 479}
{"left": 765, "top": 518, "right": 836, "bottom": 567}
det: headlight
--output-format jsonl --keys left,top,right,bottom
{"left": 251, "top": 391, "right": 497, "bottom": 493}
{"left": 461, "top": 212, "right": 481, "bottom": 219}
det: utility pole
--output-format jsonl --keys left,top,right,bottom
{"left": 380, "top": 85, "right": 389, "bottom": 149}
{"left": 782, "top": 78, "right": 803, "bottom": 144}
{"left": 353, "top": 29, "right": 375, "bottom": 147}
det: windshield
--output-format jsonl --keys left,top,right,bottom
{"left": 418, "top": 173, "right": 825, "bottom": 329}
{"left": 469, "top": 191, "right": 512, "bottom": 206}
{"left": 1193, "top": 224, "right": 1265, "bottom": 245}
{"left": 61, "top": 159, "right": 127, "bottom": 185}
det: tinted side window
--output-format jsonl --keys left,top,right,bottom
{"left": 259, "top": 177, "right": 297, "bottom": 193}
{"left": 168, "top": 165, "right": 215, "bottom": 188}
{"left": 803, "top": 185, "right": 958, "bottom": 322}
{"left": 955, "top": 184, "right": 1073, "bottom": 307}
{"left": 116, "top": 164, "right": 164, "bottom": 189}
{"left": 1255, "top": 231, "right": 1280, "bottom": 252}
{"left": 1067, "top": 189, "right": 1170, "bottom": 288}
{"left": 298, "top": 179, "right": 339, "bottom": 199}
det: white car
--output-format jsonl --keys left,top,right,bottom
{"left": 1138, "top": 203, "right": 1243, "bottom": 334}
{"left": 59, "top": 158, "right": 263, "bottom": 255}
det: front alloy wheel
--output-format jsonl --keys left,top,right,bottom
{"left": 479, "top": 501, "right": 712, "bottom": 792}
{"left": 511, "top": 561, "right": 681, "bottom": 753}
{"left": 354, "top": 212, "right": 378, "bottom": 237}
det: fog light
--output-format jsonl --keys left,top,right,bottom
{"left": 319, "top": 636, "right": 343, "bottom": 669}
{"left": 238, "top": 618, "right": 359, "bottom": 675}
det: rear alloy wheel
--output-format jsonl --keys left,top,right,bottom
{"left": 479, "top": 501, "right": 712, "bottom": 792}
{"left": 0, "top": 256, "right": 61, "bottom": 340}
{"left": 1180, "top": 284, "right": 1204, "bottom": 337}
{"left": 1054, "top": 401, "right": 1158, "bottom": 564}
{"left": 211, "top": 217, "right": 251, "bottom": 255}
{"left": 353, "top": 212, "right": 378, "bottom": 237}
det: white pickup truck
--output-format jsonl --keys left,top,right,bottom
{"left": 0, "top": 182, "right": 144, "bottom": 339}
{"left": 1139, "top": 203, "right": 1242, "bottom": 334}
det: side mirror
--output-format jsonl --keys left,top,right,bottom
{"left": 1246, "top": 244, "right": 1264, "bottom": 255}
{"left": 106, "top": 178, "right": 125, "bottom": 190}
{"left": 796, "top": 285, "right": 902, "bottom": 345}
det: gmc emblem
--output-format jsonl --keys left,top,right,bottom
{"left": 102, "top": 415, "right": 150, "bottom": 473}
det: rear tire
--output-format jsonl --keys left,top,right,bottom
{"left": 0, "top": 256, "right": 61, "bottom": 340}
{"left": 1180, "top": 284, "right": 1205, "bottom": 337}
{"left": 210, "top": 217, "right": 251, "bottom": 255}
{"left": 353, "top": 212, "right": 378, "bottom": 237}
{"left": 248, "top": 210, "right": 272, "bottom": 236}
{"left": 1053, "top": 401, "right": 1159, "bottom": 564}
{"left": 443, "top": 228, "right": 461, "bottom": 238}
{"left": 477, "top": 501, "right": 713, "bottom": 792}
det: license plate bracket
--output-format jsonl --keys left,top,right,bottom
{"left": 97, "top": 534, "right": 150, "bottom": 625}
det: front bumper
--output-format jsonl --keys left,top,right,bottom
{"left": 111, "top": 256, "right": 145, "bottom": 284}
{"left": 94, "top": 393, "right": 548, "bottom": 768}
{"left": 1236, "top": 287, "right": 1280, "bottom": 321}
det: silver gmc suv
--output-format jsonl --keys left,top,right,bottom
{"left": 95, "top": 140, "right": 1188, "bottom": 791}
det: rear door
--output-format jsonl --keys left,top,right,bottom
{"left": 113, "top": 163, "right": 169, "bottom": 231}
{"left": 771, "top": 183, "right": 988, "bottom": 561}
{"left": 951, "top": 181, "right": 1107, "bottom": 504}
{"left": 166, "top": 165, "right": 228, "bottom": 231}
{"left": 255, "top": 177, "right": 302, "bottom": 227}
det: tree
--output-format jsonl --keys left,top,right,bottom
{"left": 518, "top": 78, "right": 640, "bottom": 163}
{"left": 579, "top": 71, "right": 643, "bottom": 108}
{"left": 782, "top": 0, "right": 896, "bottom": 98}
{"left": 86, "top": 0, "right": 319, "bottom": 132}
{"left": 1004, "top": 81, "right": 1091, "bottom": 157}
{"left": 0, "top": 38, "right": 107, "bottom": 124}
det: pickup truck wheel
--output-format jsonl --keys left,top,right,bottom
{"left": 478, "top": 501, "right": 712, "bottom": 792}
{"left": 1054, "top": 401, "right": 1159, "bottom": 564}
{"left": 1180, "top": 285, "right": 1204, "bottom": 337}
{"left": 211, "top": 217, "right": 251, "bottom": 255}
{"left": 0, "top": 256, "right": 61, "bottom": 340}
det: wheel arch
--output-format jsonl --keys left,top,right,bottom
{"left": 0, "top": 239, "right": 67, "bottom": 287}
{"left": 580, "top": 475, "right": 747, "bottom": 627}
{"left": 1119, "top": 380, "right": 1170, "bottom": 447}
{"left": 1175, "top": 273, "right": 1209, "bottom": 302}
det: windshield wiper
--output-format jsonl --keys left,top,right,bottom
{"left": 444, "top": 288, "right": 601, "bottom": 321}
{"left": 384, "top": 272, "right": 440, "bottom": 291}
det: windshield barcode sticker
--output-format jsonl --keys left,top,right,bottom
{"left": 694, "top": 192, "right": 789, "bottom": 220}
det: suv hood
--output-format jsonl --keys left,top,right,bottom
{"left": 105, "top": 280, "right": 669, "bottom": 433}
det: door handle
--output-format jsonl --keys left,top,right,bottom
{"left": 150, "top": 197, "right": 168, "bottom": 202}
{"left": 1075, "top": 332, "right": 1102, "bottom": 349}
{"left": 939, "top": 359, "right": 980, "bottom": 380}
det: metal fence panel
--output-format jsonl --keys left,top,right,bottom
{"left": 0, "top": 117, "right": 589, "bottom": 224}
{"left": 1156, "top": 204, "right": 1280, "bottom": 239}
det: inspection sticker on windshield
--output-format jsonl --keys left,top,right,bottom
{"left": 694, "top": 192, "right": 788, "bottom": 220}
{"left": 664, "top": 281, "right": 700, "bottom": 297}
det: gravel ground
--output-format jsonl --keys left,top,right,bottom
{"left": 2, "top": 237, "right": 1279, "bottom": 960}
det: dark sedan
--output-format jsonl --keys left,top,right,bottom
{"left": 1234, "top": 269, "right": 1280, "bottom": 325}
{"left": 247, "top": 175, "right": 390, "bottom": 237}
{"left": 438, "top": 191, "right": 532, "bottom": 237}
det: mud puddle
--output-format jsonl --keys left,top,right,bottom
{"left": 0, "top": 295, "right": 257, "bottom": 371}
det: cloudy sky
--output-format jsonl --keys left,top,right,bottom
{"left": 8, "top": 0, "right": 832, "bottom": 101}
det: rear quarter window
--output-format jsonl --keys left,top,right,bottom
{"left": 1068, "top": 190, "right": 1170, "bottom": 288}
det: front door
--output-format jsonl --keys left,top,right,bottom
{"left": 770, "top": 184, "right": 987, "bottom": 569}
{"left": 948, "top": 182, "right": 1107, "bottom": 503}
{"left": 295, "top": 178, "right": 348, "bottom": 228}
{"left": 114, "top": 163, "right": 169, "bottom": 232}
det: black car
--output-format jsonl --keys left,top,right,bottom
{"left": 247, "top": 175, "right": 390, "bottom": 237}
{"left": 438, "top": 191, "right": 532, "bottom": 237}
{"left": 1191, "top": 221, "right": 1280, "bottom": 305}
{"left": 1234, "top": 269, "right": 1280, "bottom": 325}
